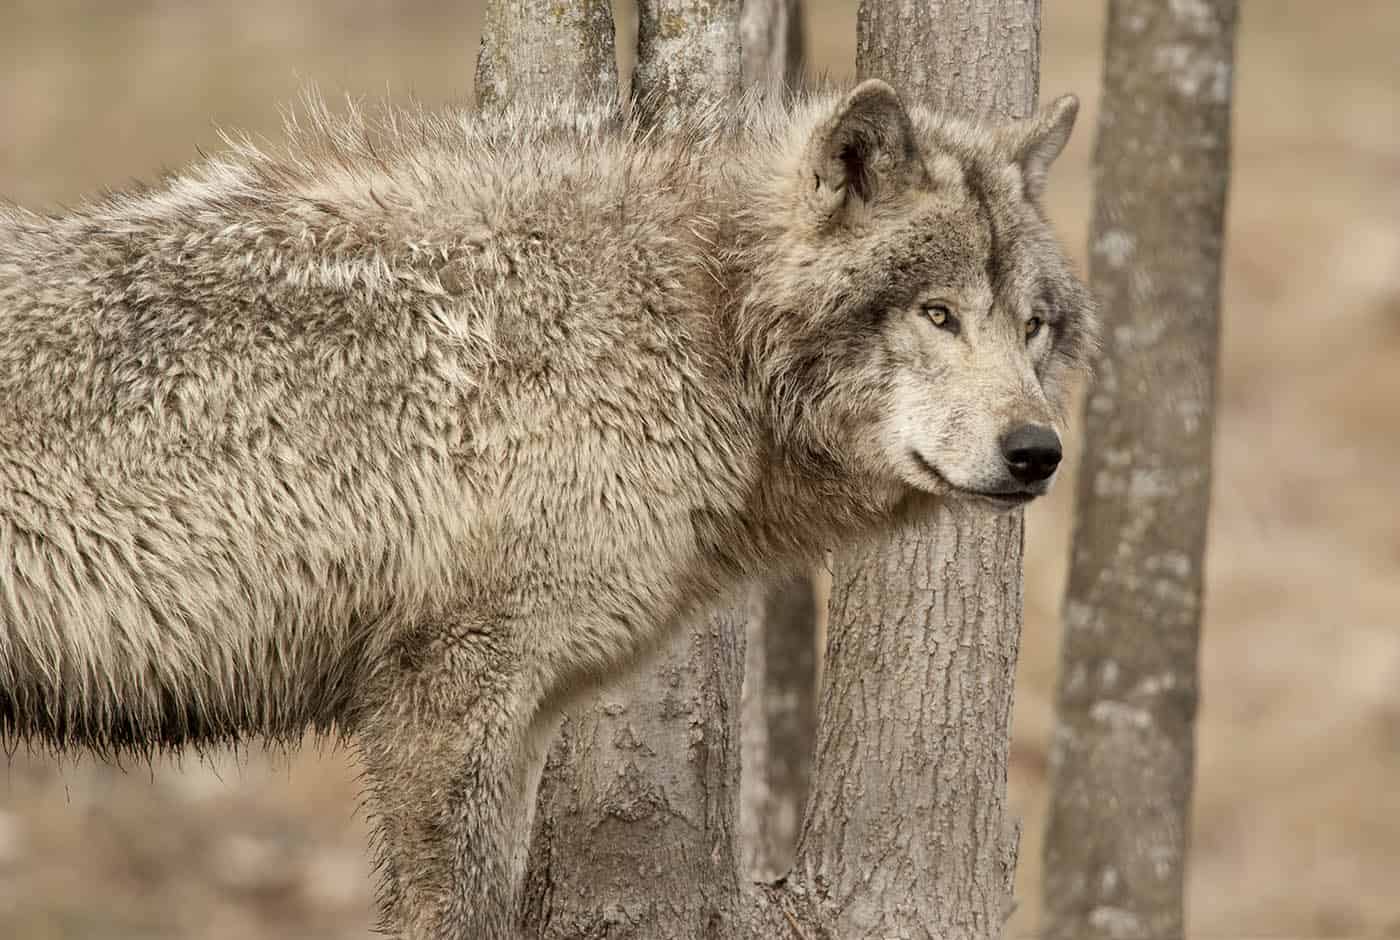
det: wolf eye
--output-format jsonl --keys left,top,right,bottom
{"left": 1025, "top": 316, "right": 1045, "bottom": 341}
{"left": 923, "top": 303, "right": 959, "bottom": 333}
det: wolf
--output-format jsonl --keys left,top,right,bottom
{"left": 0, "top": 79, "right": 1093, "bottom": 937}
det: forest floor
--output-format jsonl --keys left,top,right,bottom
{"left": 2, "top": 1, "right": 1398, "bottom": 937}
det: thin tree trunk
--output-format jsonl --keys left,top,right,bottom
{"left": 473, "top": 6, "right": 621, "bottom": 924}
{"left": 633, "top": 0, "right": 743, "bottom": 126}
{"left": 739, "top": 572, "right": 818, "bottom": 882}
{"left": 475, "top": 0, "right": 618, "bottom": 109}
{"left": 795, "top": 512, "right": 1027, "bottom": 938}
{"left": 783, "top": 2, "right": 1043, "bottom": 937}
{"left": 734, "top": 0, "right": 815, "bottom": 888}
{"left": 855, "top": 0, "right": 1041, "bottom": 119}
{"left": 520, "top": 616, "right": 745, "bottom": 939}
{"left": 740, "top": 0, "right": 805, "bottom": 92}
{"left": 518, "top": 4, "right": 747, "bottom": 938}
{"left": 1041, "top": 3, "right": 1237, "bottom": 939}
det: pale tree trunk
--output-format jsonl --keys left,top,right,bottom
{"left": 474, "top": 5, "right": 621, "bottom": 918}
{"left": 1041, "top": 3, "right": 1237, "bottom": 939}
{"left": 520, "top": 618, "right": 744, "bottom": 939}
{"left": 738, "top": 572, "right": 818, "bottom": 883}
{"left": 766, "top": 4, "right": 1045, "bottom": 939}
{"left": 633, "top": 0, "right": 743, "bottom": 126}
{"left": 740, "top": 0, "right": 805, "bottom": 92}
{"left": 475, "top": 0, "right": 617, "bottom": 109}
{"left": 735, "top": 0, "right": 815, "bottom": 888}
{"left": 517, "top": 4, "right": 748, "bottom": 938}
{"left": 855, "top": 0, "right": 1040, "bottom": 119}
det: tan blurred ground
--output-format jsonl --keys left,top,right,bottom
{"left": 2, "top": 1, "right": 1398, "bottom": 937}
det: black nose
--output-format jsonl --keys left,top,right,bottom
{"left": 1001, "top": 424, "right": 1062, "bottom": 484}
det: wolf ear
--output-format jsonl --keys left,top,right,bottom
{"left": 805, "top": 79, "right": 923, "bottom": 221}
{"left": 1007, "top": 94, "right": 1079, "bottom": 202}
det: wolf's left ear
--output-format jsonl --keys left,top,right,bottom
{"left": 1007, "top": 94, "right": 1079, "bottom": 202}
{"left": 805, "top": 79, "right": 924, "bottom": 221}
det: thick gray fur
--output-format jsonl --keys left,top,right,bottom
{"left": 0, "top": 82, "right": 1094, "bottom": 938}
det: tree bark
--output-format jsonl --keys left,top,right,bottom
{"left": 855, "top": 0, "right": 1041, "bottom": 119}
{"left": 740, "top": 0, "right": 805, "bottom": 93}
{"left": 520, "top": 615, "right": 745, "bottom": 939}
{"left": 734, "top": 0, "right": 815, "bottom": 888}
{"left": 739, "top": 572, "right": 818, "bottom": 883}
{"left": 475, "top": 0, "right": 618, "bottom": 110}
{"left": 517, "top": 5, "right": 747, "bottom": 938}
{"left": 801, "top": 510, "right": 1027, "bottom": 938}
{"left": 781, "top": 3, "right": 1044, "bottom": 938}
{"left": 633, "top": 0, "right": 744, "bottom": 126}
{"left": 1041, "top": 2, "right": 1237, "bottom": 939}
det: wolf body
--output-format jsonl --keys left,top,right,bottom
{"left": 0, "top": 82, "right": 1093, "bottom": 937}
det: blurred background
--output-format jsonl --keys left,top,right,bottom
{"left": 1, "top": 1, "right": 1397, "bottom": 936}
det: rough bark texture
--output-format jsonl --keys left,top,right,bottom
{"left": 796, "top": 512, "right": 1026, "bottom": 939}
{"left": 521, "top": 613, "right": 745, "bottom": 939}
{"left": 855, "top": 0, "right": 1041, "bottom": 119}
{"left": 784, "top": 3, "right": 1043, "bottom": 937}
{"left": 475, "top": 0, "right": 618, "bottom": 110}
{"left": 1041, "top": 3, "right": 1237, "bottom": 939}
{"left": 633, "top": 0, "right": 743, "bottom": 125}
{"left": 517, "top": 4, "right": 747, "bottom": 938}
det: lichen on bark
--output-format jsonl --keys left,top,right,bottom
{"left": 475, "top": 0, "right": 618, "bottom": 111}
{"left": 1041, "top": 2, "right": 1238, "bottom": 938}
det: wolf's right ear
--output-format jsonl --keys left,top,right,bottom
{"left": 1006, "top": 94, "right": 1079, "bottom": 202}
{"left": 804, "top": 80, "right": 924, "bottom": 222}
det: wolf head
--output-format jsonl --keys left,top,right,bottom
{"left": 735, "top": 80, "right": 1096, "bottom": 510}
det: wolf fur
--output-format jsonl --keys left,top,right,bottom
{"left": 0, "top": 81, "right": 1094, "bottom": 937}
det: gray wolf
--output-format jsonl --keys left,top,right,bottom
{"left": 0, "top": 80, "right": 1094, "bottom": 937}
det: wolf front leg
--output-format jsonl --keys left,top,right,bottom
{"left": 356, "top": 625, "right": 543, "bottom": 940}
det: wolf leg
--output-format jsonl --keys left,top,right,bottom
{"left": 356, "top": 623, "right": 542, "bottom": 940}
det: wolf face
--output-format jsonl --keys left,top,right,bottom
{"left": 738, "top": 81, "right": 1095, "bottom": 510}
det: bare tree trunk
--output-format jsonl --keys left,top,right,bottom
{"left": 796, "top": 512, "right": 1027, "bottom": 938}
{"left": 520, "top": 615, "right": 745, "bottom": 939}
{"left": 739, "top": 572, "right": 817, "bottom": 882}
{"left": 855, "top": 0, "right": 1040, "bottom": 119}
{"left": 472, "top": 8, "right": 621, "bottom": 930}
{"left": 1041, "top": 3, "right": 1237, "bottom": 939}
{"left": 633, "top": 0, "right": 743, "bottom": 126}
{"left": 777, "top": 4, "right": 1044, "bottom": 938}
{"left": 740, "top": 0, "right": 805, "bottom": 92}
{"left": 475, "top": 0, "right": 618, "bottom": 109}
{"left": 518, "top": 4, "right": 747, "bottom": 938}
{"left": 734, "top": 0, "right": 815, "bottom": 888}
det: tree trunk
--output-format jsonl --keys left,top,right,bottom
{"left": 520, "top": 615, "right": 745, "bottom": 939}
{"left": 796, "top": 511, "right": 1027, "bottom": 939}
{"left": 1040, "top": 2, "right": 1237, "bottom": 939}
{"left": 855, "top": 0, "right": 1041, "bottom": 119}
{"left": 740, "top": 0, "right": 805, "bottom": 92}
{"left": 771, "top": 4, "right": 1045, "bottom": 938}
{"left": 739, "top": 572, "right": 818, "bottom": 883}
{"left": 734, "top": 0, "right": 815, "bottom": 888}
{"left": 475, "top": 0, "right": 618, "bottom": 110}
{"left": 473, "top": 6, "right": 621, "bottom": 928}
{"left": 517, "top": 4, "right": 747, "bottom": 938}
{"left": 633, "top": 0, "right": 743, "bottom": 126}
